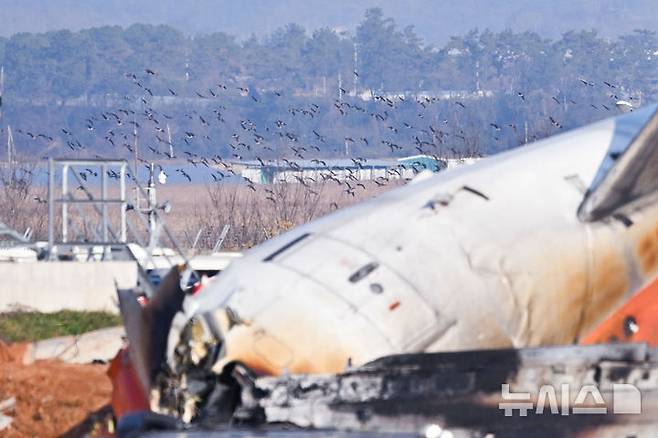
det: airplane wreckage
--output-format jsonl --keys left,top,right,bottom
{"left": 111, "top": 104, "right": 658, "bottom": 437}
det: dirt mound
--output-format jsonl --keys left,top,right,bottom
{"left": 0, "top": 350, "right": 113, "bottom": 437}
{"left": 0, "top": 341, "right": 28, "bottom": 364}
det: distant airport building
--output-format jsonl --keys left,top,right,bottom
{"left": 235, "top": 155, "right": 479, "bottom": 185}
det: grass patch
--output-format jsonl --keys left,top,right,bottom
{"left": 0, "top": 310, "right": 121, "bottom": 342}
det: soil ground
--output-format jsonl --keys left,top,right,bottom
{"left": 0, "top": 342, "right": 113, "bottom": 437}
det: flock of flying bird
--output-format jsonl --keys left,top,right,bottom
{"left": 4, "top": 68, "right": 637, "bottom": 205}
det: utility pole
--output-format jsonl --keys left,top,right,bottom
{"left": 133, "top": 112, "right": 139, "bottom": 205}
{"left": 0, "top": 65, "right": 4, "bottom": 121}
{"left": 563, "top": 94, "right": 567, "bottom": 114}
{"left": 475, "top": 60, "right": 481, "bottom": 92}
{"left": 166, "top": 123, "right": 174, "bottom": 158}
{"left": 353, "top": 41, "right": 358, "bottom": 97}
{"left": 146, "top": 163, "right": 158, "bottom": 249}
{"left": 338, "top": 72, "right": 343, "bottom": 103}
{"left": 133, "top": 119, "right": 138, "bottom": 177}
{"left": 6, "top": 125, "right": 13, "bottom": 174}
{"left": 0, "top": 66, "right": 11, "bottom": 173}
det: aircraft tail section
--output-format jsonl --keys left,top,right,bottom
{"left": 579, "top": 103, "right": 658, "bottom": 221}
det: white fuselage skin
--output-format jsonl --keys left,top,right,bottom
{"left": 184, "top": 117, "right": 658, "bottom": 376}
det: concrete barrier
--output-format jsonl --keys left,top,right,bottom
{"left": 22, "top": 326, "right": 125, "bottom": 364}
{"left": 0, "top": 261, "right": 138, "bottom": 313}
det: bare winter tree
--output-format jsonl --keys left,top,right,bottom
{"left": 190, "top": 180, "right": 389, "bottom": 251}
{"left": 0, "top": 163, "right": 47, "bottom": 238}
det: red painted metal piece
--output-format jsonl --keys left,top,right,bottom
{"left": 107, "top": 347, "right": 150, "bottom": 420}
{"left": 581, "top": 276, "right": 658, "bottom": 345}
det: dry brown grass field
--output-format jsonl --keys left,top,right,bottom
{"left": 164, "top": 180, "right": 401, "bottom": 250}
{"left": 0, "top": 167, "right": 402, "bottom": 251}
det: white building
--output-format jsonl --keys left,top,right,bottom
{"left": 235, "top": 155, "right": 479, "bottom": 185}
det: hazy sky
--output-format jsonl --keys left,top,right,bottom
{"left": 2, "top": 0, "right": 657, "bottom": 43}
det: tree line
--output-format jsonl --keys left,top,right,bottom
{"left": 0, "top": 8, "right": 657, "bottom": 159}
